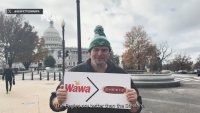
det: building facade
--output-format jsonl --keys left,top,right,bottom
{"left": 42, "top": 21, "right": 89, "bottom": 68}
{"left": 65, "top": 47, "right": 89, "bottom": 68}
{"left": 42, "top": 21, "right": 62, "bottom": 66}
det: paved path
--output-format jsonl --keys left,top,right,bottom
{"left": 0, "top": 80, "right": 66, "bottom": 113}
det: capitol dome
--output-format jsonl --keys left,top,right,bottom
{"left": 42, "top": 21, "right": 62, "bottom": 49}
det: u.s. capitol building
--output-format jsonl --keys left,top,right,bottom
{"left": 42, "top": 21, "right": 89, "bottom": 68}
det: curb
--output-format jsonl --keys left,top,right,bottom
{"left": 131, "top": 74, "right": 181, "bottom": 88}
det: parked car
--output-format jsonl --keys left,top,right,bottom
{"left": 197, "top": 69, "right": 200, "bottom": 76}
{"left": 46, "top": 67, "right": 55, "bottom": 73}
{"left": 177, "top": 70, "right": 188, "bottom": 74}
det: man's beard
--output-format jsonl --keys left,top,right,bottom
{"left": 94, "top": 58, "right": 107, "bottom": 66}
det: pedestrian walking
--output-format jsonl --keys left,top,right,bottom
{"left": 2, "top": 64, "right": 15, "bottom": 94}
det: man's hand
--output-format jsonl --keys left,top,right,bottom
{"left": 56, "top": 85, "right": 67, "bottom": 105}
{"left": 126, "top": 88, "right": 140, "bottom": 113}
{"left": 52, "top": 97, "right": 63, "bottom": 110}
{"left": 126, "top": 88, "right": 137, "bottom": 105}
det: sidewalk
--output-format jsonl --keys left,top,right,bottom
{"left": 0, "top": 80, "right": 66, "bottom": 113}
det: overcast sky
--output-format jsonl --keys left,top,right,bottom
{"left": 1, "top": 0, "right": 200, "bottom": 62}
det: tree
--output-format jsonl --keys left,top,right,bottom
{"left": 33, "top": 38, "right": 48, "bottom": 63}
{"left": 44, "top": 56, "right": 56, "bottom": 68}
{"left": 171, "top": 54, "right": 193, "bottom": 71}
{"left": 109, "top": 51, "right": 120, "bottom": 66}
{"left": 0, "top": 42, "right": 4, "bottom": 63}
{"left": 13, "top": 22, "right": 39, "bottom": 69}
{"left": 145, "top": 44, "right": 161, "bottom": 72}
{"left": 122, "top": 25, "right": 152, "bottom": 70}
{"left": 194, "top": 55, "right": 200, "bottom": 69}
{"left": 122, "top": 48, "right": 135, "bottom": 69}
{"left": 0, "top": 12, "right": 39, "bottom": 69}
{"left": 0, "top": 12, "right": 23, "bottom": 66}
{"left": 157, "top": 41, "right": 174, "bottom": 71}
{"left": 162, "top": 63, "right": 173, "bottom": 70}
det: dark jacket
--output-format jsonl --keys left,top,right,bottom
{"left": 50, "top": 59, "right": 142, "bottom": 113}
{"left": 2, "top": 68, "right": 14, "bottom": 80}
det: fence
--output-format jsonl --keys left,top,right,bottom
{"left": 19, "top": 71, "right": 62, "bottom": 81}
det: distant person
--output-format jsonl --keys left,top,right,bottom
{"left": 2, "top": 65, "right": 15, "bottom": 94}
{"left": 49, "top": 25, "right": 143, "bottom": 113}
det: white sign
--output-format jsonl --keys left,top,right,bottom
{"left": 63, "top": 72, "right": 132, "bottom": 109}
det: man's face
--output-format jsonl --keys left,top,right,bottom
{"left": 90, "top": 46, "right": 110, "bottom": 66}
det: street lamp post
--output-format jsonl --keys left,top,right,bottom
{"left": 4, "top": 45, "right": 8, "bottom": 64}
{"left": 76, "top": 0, "right": 82, "bottom": 64}
{"left": 61, "top": 20, "right": 65, "bottom": 77}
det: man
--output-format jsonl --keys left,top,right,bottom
{"left": 49, "top": 25, "right": 142, "bottom": 113}
{"left": 2, "top": 64, "right": 15, "bottom": 94}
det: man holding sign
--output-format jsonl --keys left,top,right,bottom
{"left": 49, "top": 25, "right": 142, "bottom": 113}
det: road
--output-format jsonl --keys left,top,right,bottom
{"left": 140, "top": 74, "right": 200, "bottom": 113}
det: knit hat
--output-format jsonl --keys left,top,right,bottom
{"left": 88, "top": 25, "right": 111, "bottom": 52}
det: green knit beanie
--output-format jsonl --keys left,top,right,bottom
{"left": 89, "top": 25, "right": 111, "bottom": 51}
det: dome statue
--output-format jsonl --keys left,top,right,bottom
{"left": 42, "top": 21, "right": 62, "bottom": 49}
{"left": 42, "top": 21, "right": 62, "bottom": 67}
